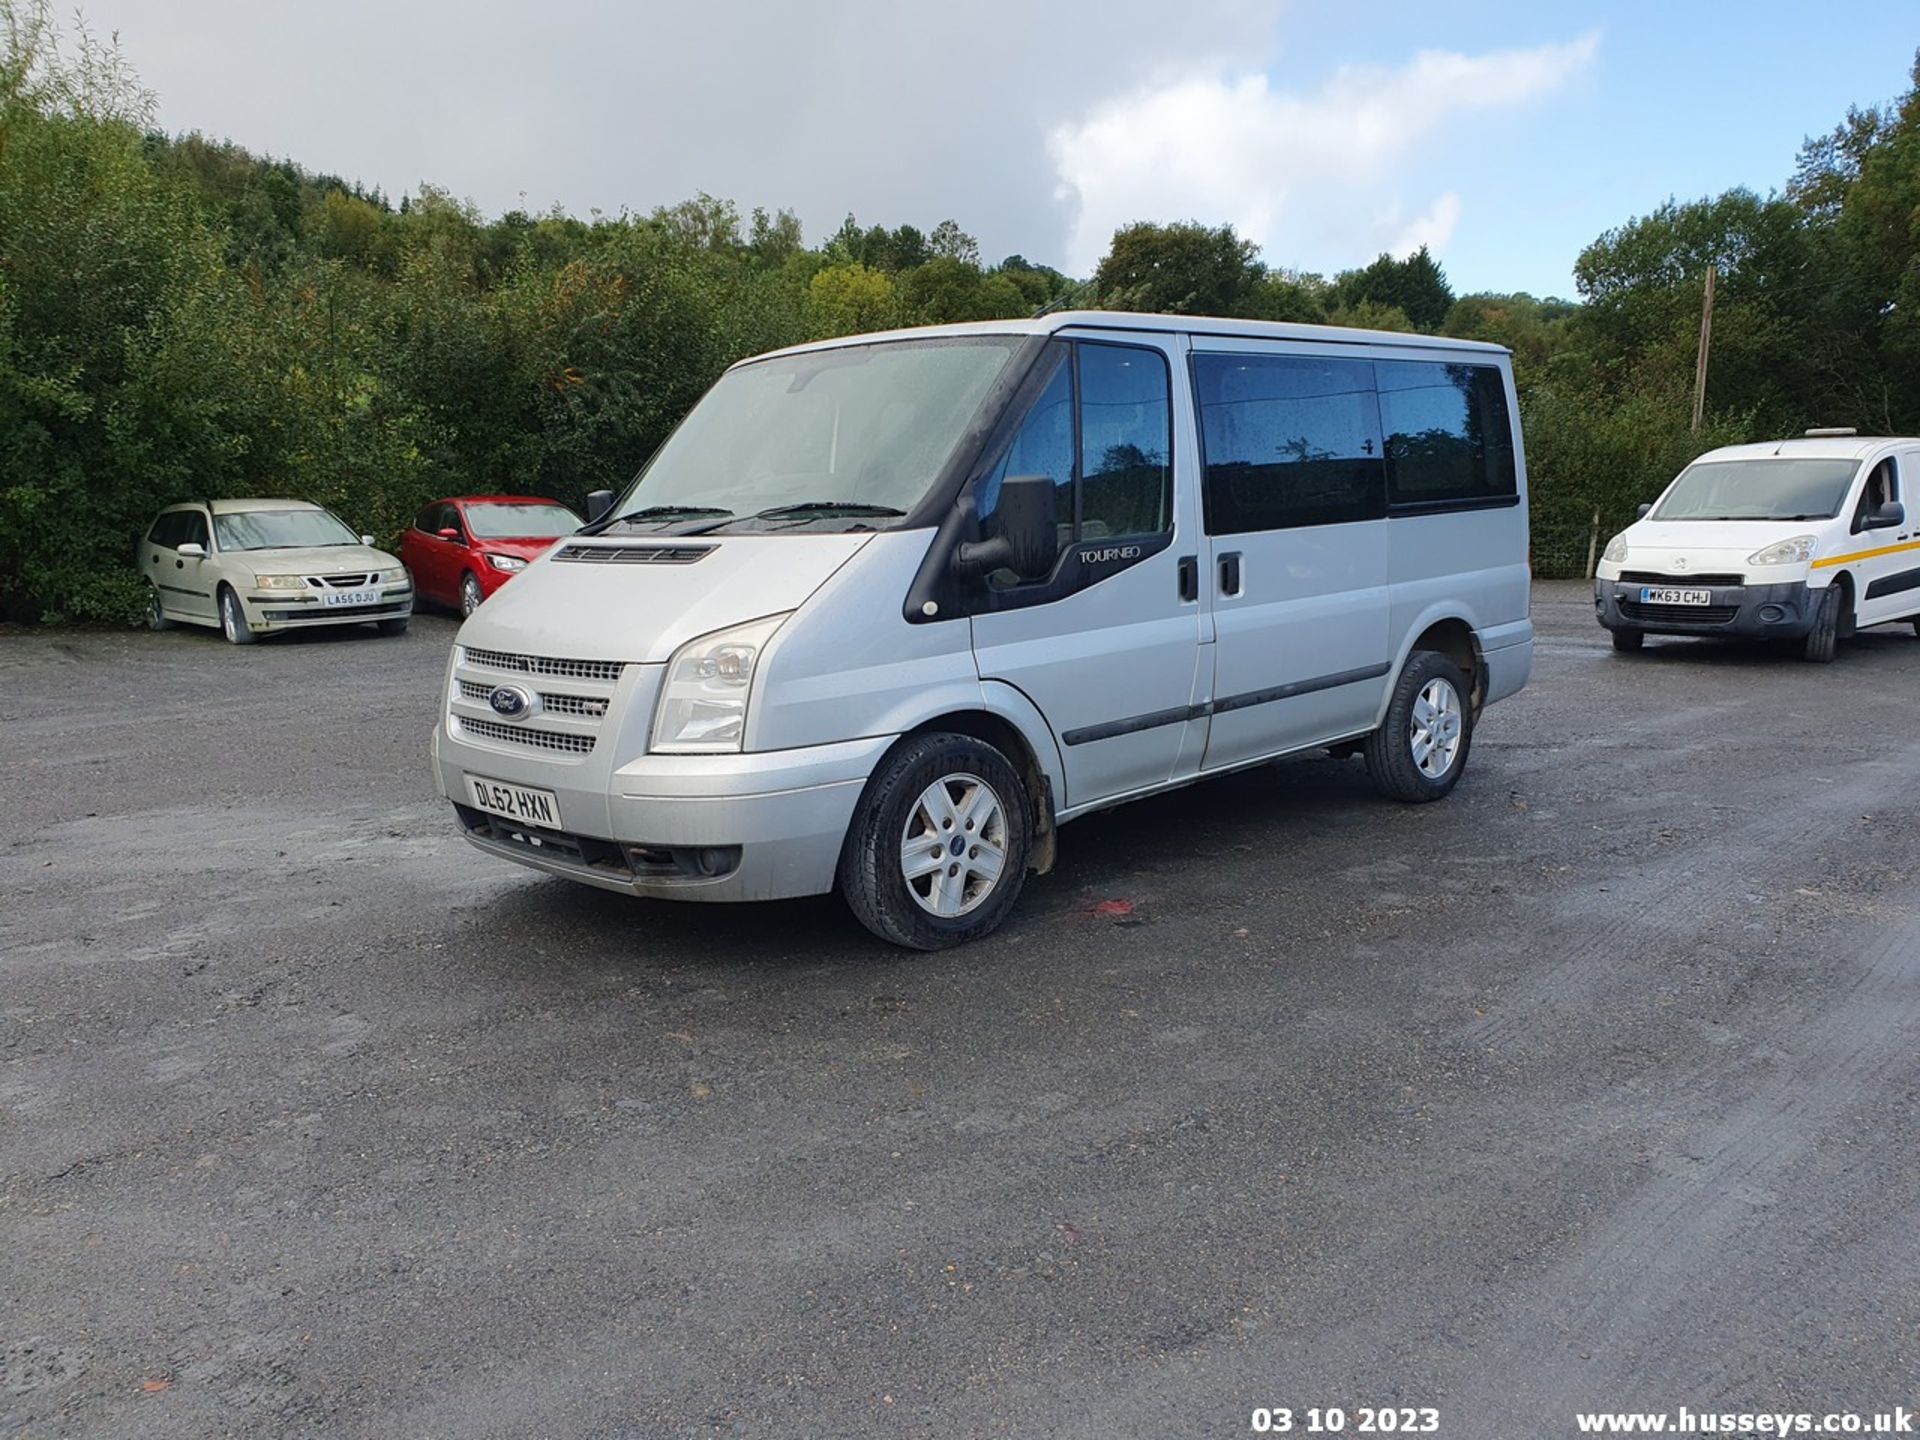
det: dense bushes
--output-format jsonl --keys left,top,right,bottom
{"left": 3, "top": 3, "right": 1917, "bottom": 621}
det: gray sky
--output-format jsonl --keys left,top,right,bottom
{"left": 80, "top": 0, "right": 1279, "bottom": 273}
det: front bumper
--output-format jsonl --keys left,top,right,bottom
{"left": 434, "top": 722, "right": 892, "bottom": 903}
{"left": 1593, "top": 578, "right": 1816, "bottom": 638}
{"left": 244, "top": 587, "right": 412, "bottom": 631}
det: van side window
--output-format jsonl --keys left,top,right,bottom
{"left": 1194, "top": 353, "right": 1385, "bottom": 534}
{"left": 1077, "top": 342, "right": 1172, "bottom": 539}
{"left": 1853, "top": 457, "right": 1896, "bottom": 531}
{"left": 1374, "top": 360, "right": 1516, "bottom": 507}
{"left": 980, "top": 341, "right": 1173, "bottom": 559}
{"left": 982, "top": 356, "right": 1074, "bottom": 550}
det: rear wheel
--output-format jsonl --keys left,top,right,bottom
{"left": 839, "top": 732, "right": 1031, "bottom": 950}
{"left": 1611, "top": 627, "right": 1645, "bottom": 653}
{"left": 146, "top": 586, "right": 176, "bottom": 631}
{"left": 218, "top": 586, "right": 256, "bottom": 646}
{"left": 1802, "top": 584, "right": 1841, "bottom": 663}
{"left": 460, "top": 572, "right": 483, "bottom": 618}
{"left": 1364, "top": 652, "right": 1473, "bottom": 803}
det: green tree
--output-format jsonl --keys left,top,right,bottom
{"left": 1091, "top": 220, "right": 1264, "bottom": 314}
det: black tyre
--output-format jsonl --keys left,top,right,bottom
{"left": 839, "top": 731, "right": 1031, "bottom": 950}
{"left": 1802, "top": 584, "right": 1840, "bottom": 663}
{"left": 376, "top": 615, "right": 410, "bottom": 635}
{"left": 1363, "top": 651, "right": 1474, "bottom": 803}
{"left": 146, "top": 586, "right": 176, "bottom": 631}
{"left": 460, "top": 572, "right": 484, "bottom": 618}
{"left": 1611, "top": 627, "right": 1644, "bottom": 653}
{"left": 218, "top": 586, "right": 256, "bottom": 646}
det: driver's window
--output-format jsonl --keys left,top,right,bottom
{"left": 1854, "top": 458, "right": 1897, "bottom": 532}
{"left": 980, "top": 356, "right": 1074, "bottom": 553}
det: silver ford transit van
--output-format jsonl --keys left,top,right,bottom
{"left": 432, "top": 313, "right": 1533, "bottom": 947}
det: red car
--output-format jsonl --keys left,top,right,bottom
{"left": 401, "top": 496, "right": 582, "bottom": 617}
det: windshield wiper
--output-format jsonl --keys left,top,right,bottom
{"left": 751, "top": 501, "right": 907, "bottom": 519}
{"left": 608, "top": 505, "right": 735, "bottom": 526}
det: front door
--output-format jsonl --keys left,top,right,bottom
{"left": 1853, "top": 452, "right": 1920, "bottom": 626}
{"left": 969, "top": 335, "right": 1209, "bottom": 809}
{"left": 1189, "top": 342, "right": 1392, "bottom": 771}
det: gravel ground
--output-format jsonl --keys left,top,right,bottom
{"left": 3, "top": 581, "right": 1917, "bottom": 1439}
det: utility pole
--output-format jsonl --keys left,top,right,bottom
{"left": 1691, "top": 263, "right": 1716, "bottom": 435}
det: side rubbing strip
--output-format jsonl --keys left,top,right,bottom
{"left": 1062, "top": 704, "right": 1196, "bottom": 748}
{"left": 1864, "top": 566, "right": 1920, "bottom": 601}
{"left": 1060, "top": 662, "right": 1392, "bottom": 747}
{"left": 1211, "top": 662, "right": 1391, "bottom": 715}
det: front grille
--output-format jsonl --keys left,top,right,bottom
{"left": 462, "top": 647, "right": 625, "bottom": 683}
{"left": 1620, "top": 601, "right": 1741, "bottom": 625}
{"left": 455, "top": 716, "right": 596, "bottom": 754}
{"left": 1619, "top": 570, "right": 1745, "bottom": 587}
{"left": 553, "top": 543, "right": 714, "bottom": 565}
{"left": 309, "top": 572, "right": 377, "bottom": 588}
{"left": 456, "top": 678, "right": 608, "bottom": 718}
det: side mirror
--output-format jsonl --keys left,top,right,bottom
{"left": 955, "top": 475, "right": 1058, "bottom": 581}
{"left": 1636, "top": 503, "right": 1653, "bottom": 519}
{"left": 437, "top": 527, "right": 463, "bottom": 542}
{"left": 1865, "top": 500, "right": 1905, "bottom": 531}
{"left": 177, "top": 542, "right": 206, "bottom": 559}
{"left": 360, "top": 533, "right": 376, "bottom": 546}
{"left": 585, "top": 489, "right": 615, "bottom": 524}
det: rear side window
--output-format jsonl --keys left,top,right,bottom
{"left": 1194, "top": 353, "right": 1386, "bottom": 533}
{"left": 1374, "top": 360, "right": 1516, "bottom": 508}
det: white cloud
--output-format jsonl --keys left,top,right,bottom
{"left": 1049, "top": 32, "right": 1600, "bottom": 275}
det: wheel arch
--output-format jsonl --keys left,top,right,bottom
{"left": 880, "top": 696, "right": 1063, "bottom": 875}
{"left": 1382, "top": 610, "right": 1486, "bottom": 723}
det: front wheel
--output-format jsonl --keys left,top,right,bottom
{"left": 218, "top": 587, "right": 256, "bottom": 646}
{"left": 460, "top": 572, "right": 484, "bottom": 618}
{"left": 839, "top": 732, "right": 1031, "bottom": 950}
{"left": 1363, "top": 652, "right": 1473, "bottom": 803}
{"left": 146, "top": 586, "right": 176, "bottom": 631}
{"left": 1611, "top": 627, "right": 1644, "bottom": 653}
{"left": 376, "top": 615, "right": 409, "bottom": 636}
{"left": 1802, "top": 584, "right": 1841, "bottom": 663}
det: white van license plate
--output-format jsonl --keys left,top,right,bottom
{"left": 322, "top": 588, "right": 378, "bottom": 607}
{"left": 467, "top": 775, "right": 561, "bottom": 829}
{"left": 1640, "top": 586, "right": 1712, "bottom": 606}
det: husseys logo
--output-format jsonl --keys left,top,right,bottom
{"left": 1079, "top": 543, "right": 1143, "bottom": 565}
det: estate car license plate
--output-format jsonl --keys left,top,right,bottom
{"left": 321, "top": 587, "right": 378, "bottom": 607}
{"left": 1639, "top": 586, "right": 1712, "bottom": 606}
{"left": 466, "top": 775, "right": 562, "bottom": 829}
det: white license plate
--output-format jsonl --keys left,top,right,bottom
{"left": 1640, "top": 586, "right": 1712, "bottom": 606}
{"left": 321, "top": 588, "right": 378, "bottom": 607}
{"left": 466, "top": 775, "right": 562, "bottom": 829}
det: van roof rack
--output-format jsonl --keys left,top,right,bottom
{"left": 1803, "top": 427, "right": 1858, "bottom": 437}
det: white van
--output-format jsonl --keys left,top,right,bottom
{"left": 1595, "top": 431, "right": 1920, "bottom": 662}
{"left": 431, "top": 314, "right": 1533, "bottom": 947}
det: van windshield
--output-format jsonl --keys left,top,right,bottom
{"left": 604, "top": 338, "right": 1020, "bottom": 532}
{"left": 1651, "top": 458, "right": 1861, "bottom": 521}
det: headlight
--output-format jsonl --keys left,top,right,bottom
{"left": 651, "top": 613, "right": 790, "bottom": 754}
{"left": 252, "top": 573, "right": 307, "bottom": 590}
{"left": 1601, "top": 533, "right": 1629, "bottom": 564}
{"left": 486, "top": 554, "right": 527, "bottom": 573}
{"left": 375, "top": 567, "right": 409, "bottom": 585}
{"left": 1748, "top": 535, "right": 1817, "bottom": 567}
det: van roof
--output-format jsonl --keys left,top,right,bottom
{"left": 749, "top": 311, "right": 1511, "bottom": 365}
{"left": 1698, "top": 437, "right": 1920, "bottom": 463}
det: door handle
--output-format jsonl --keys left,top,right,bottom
{"left": 1218, "top": 551, "right": 1243, "bottom": 596}
{"left": 1177, "top": 555, "right": 1198, "bottom": 603}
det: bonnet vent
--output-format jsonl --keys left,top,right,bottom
{"left": 553, "top": 543, "right": 715, "bottom": 565}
